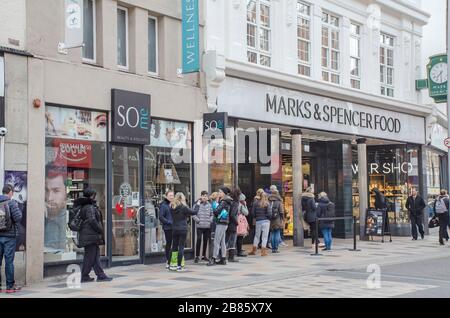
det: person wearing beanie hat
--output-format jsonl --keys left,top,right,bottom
{"left": 236, "top": 192, "right": 250, "bottom": 257}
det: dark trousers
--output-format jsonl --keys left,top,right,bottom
{"left": 82, "top": 244, "right": 105, "bottom": 279}
{"left": 309, "top": 221, "right": 320, "bottom": 244}
{"left": 410, "top": 213, "right": 424, "bottom": 239}
{"left": 437, "top": 213, "right": 449, "bottom": 243}
{"left": 171, "top": 231, "right": 187, "bottom": 267}
{"left": 0, "top": 237, "right": 16, "bottom": 289}
{"left": 195, "top": 228, "right": 211, "bottom": 257}
{"left": 236, "top": 235, "right": 244, "bottom": 254}
{"left": 164, "top": 229, "right": 173, "bottom": 264}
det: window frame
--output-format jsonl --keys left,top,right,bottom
{"left": 246, "top": 0, "right": 272, "bottom": 68}
{"left": 117, "top": 6, "right": 129, "bottom": 70}
{"left": 297, "top": 1, "right": 312, "bottom": 77}
{"left": 147, "top": 15, "right": 159, "bottom": 77}
{"left": 380, "top": 33, "right": 395, "bottom": 97}
{"left": 321, "top": 12, "right": 341, "bottom": 84}
{"left": 349, "top": 22, "right": 361, "bottom": 89}
{"left": 82, "top": 0, "right": 97, "bottom": 64}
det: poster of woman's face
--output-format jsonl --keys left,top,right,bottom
{"left": 45, "top": 106, "right": 107, "bottom": 142}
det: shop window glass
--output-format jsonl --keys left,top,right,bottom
{"left": 144, "top": 119, "right": 193, "bottom": 253}
{"left": 366, "top": 145, "right": 420, "bottom": 225}
{"left": 210, "top": 126, "right": 235, "bottom": 191}
{"left": 44, "top": 106, "right": 107, "bottom": 263}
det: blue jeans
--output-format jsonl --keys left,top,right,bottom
{"left": 271, "top": 229, "right": 281, "bottom": 251}
{"left": 0, "top": 237, "right": 16, "bottom": 289}
{"left": 321, "top": 228, "right": 332, "bottom": 250}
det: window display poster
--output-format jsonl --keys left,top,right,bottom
{"left": 151, "top": 119, "right": 191, "bottom": 149}
{"left": 4, "top": 171, "right": 27, "bottom": 251}
{"left": 45, "top": 106, "right": 107, "bottom": 142}
{"left": 50, "top": 138, "right": 93, "bottom": 169}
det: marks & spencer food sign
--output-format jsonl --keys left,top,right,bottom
{"left": 217, "top": 78, "right": 426, "bottom": 144}
{"left": 111, "top": 89, "right": 151, "bottom": 144}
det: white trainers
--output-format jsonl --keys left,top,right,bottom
{"left": 177, "top": 266, "right": 186, "bottom": 272}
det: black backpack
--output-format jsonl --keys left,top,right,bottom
{"left": 324, "top": 202, "right": 335, "bottom": 219}
{"left": 68, "top": 205, "right": 84, "bottom": 232}
{"left": 0, "top": 200, "right": 12, "bottom": 232}
{"left": 271, "top": 201, "right": 280, "bottom": 220}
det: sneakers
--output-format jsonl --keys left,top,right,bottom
{"left": 280, "top": 242, "right": 288, "bottom": 247}
{"left": 97, "top": 275, "right": 113, "bottom": 282}
{"left": 166, "top": 263, "right": 170, "bottom": 270}
{"left": 194, "top": 257, "right": 200, "bottom": 264}
{"left": 177, "top": 266, "right": 186, "bottom": 272}
{"left": 201, "top": 256, "right": 210, "bottom": 262}
{"left": 207, "top": 258, "right": 216, "bottom": 266}
{"left": 5, "top": 285, "right": 21, "bottom": 293}
{"left": 217, "top": 257, "right": 227, "bottom": 265}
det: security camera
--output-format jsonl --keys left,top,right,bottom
{"left": 0, "top": 127, "right": 8, "bottom": 137}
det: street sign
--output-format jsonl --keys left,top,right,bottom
{"left": 444, "top": 137, "right": 450, "bottom": 148}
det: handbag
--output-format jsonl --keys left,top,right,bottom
{"left": 428, "top": 216, "right": 439, "bottom": 229}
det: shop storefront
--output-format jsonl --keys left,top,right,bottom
{"left": 215, "top": 77, "right": 427, "bottom": 239}
{"left": 43, "top": 90, "right": 195, "bottom": 274}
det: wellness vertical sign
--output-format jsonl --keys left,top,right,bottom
{"left": 182, "top": 0, "right": 200, "bottom": 73}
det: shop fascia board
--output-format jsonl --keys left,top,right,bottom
{"left": 435, "top": 108, "right": 449, "bottom": 130}
{"left": 224, "top": 59, "right": 433, "bottom": 118}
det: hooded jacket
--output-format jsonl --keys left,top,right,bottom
{"left": 75, "top": 197, "right": 104, "bottom": 247}
{"left": 193, "top": 200, "right": 213, "bottom": 229}
{"left": 159, "top": 199, "right": 173, "bottom": 231}
{"left": 0, "top": 195, "right": 22, "bottom": 238}
{"left": 269, "top": 193, "right": 284, "bottom": 230}
{"left": 301, "top": 192, "right": 316, "bottom": 224}
{"left": 213, "top": 195, "right": 233, "bottom": 225}
{"left": 170, "top": 204, "right": 197, "bottom": 232}
{"left": 226, "top": 200, "right": 240, "bottom": 232}
{"left": 316, "top": 196, "right": 335, "bottom": 229}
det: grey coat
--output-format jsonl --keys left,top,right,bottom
{"left": 193, "top": 201, "right": 213, "bottom": 229}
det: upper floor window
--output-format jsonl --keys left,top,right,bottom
{"left": 321, "top": 12, "right": 340, "bottom": 84}
{"left": 117, "top": 6, "right": 129, "bottom": 69}
{"left": 82, "top": 0, "right": 96, "bottom": 62}
{"left": 247, "top": 0, "right": 271, "bottom": 67}
{"left": 380, "top": 33, "right": 394, "bottom": 97}
{"left": 297, "top": 1, "right": 311, "bottom": 76}
{"left": 148, "top": 16, "right": 158, "bottom": 75}
{"left": 350, "top": 23, "right": 361, "bottom": 89}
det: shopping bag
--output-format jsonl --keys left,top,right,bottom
{"left": 428, "top": 216, "right": 439, "bottom": 229}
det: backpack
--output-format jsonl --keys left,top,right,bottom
{"left": 68, "top": 205, "right": 84, "bottom": 232}
{"left": 324, "top": 202, "right": 335, "bottom": 219}
{"left": 435, "top": 198, "right": 448, "bottom": 214}
{"left": 271, "top": 201, "right": 280, "bottom": 220}
{"left": 237, "top": 213, "right": 249, "bottom": 237}
{"left": 0, "top": 200, "right": 12, "bottom": 232}
{"left": 218, "top": 209, "right": 229, "bottom": 221}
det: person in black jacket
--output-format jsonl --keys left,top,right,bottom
{"left": 77, "top": 188, "right": 112, "bottom": 283}
{"left": 0, "top": 184, "right": 22, "bottom": 293}
{"left": 301, "top": 187, "right": 319, "bottom": 246}
{"left": 406, "top": 188, "right": 426, "bottom": 240}
{"left": 169, "top": 192, "right": 197, "bottom": 272}
{"left": 159, "top": 190, "right": 174, "bottom": 269}
{"left": 373, "top": 188, "right": 387, "bottom": 210}
{"left": 226, "top": 188, "right": 241, "bottom": 263}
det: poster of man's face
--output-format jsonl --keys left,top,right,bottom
{"left": 45, "top": 173, "right": 67, "bottom": 219}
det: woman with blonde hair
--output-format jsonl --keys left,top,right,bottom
{"left": 169, "top": 192, "right": 197, "bottom": 271}
{"left": 249, "top": 192, "right": 272, "bottom": 256}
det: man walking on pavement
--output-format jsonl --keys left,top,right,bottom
{"left": 406, "top": 188, "right": 426, "bottom": 241}
{"left": 0, "top": 184, "right": 22, "bottom": 293}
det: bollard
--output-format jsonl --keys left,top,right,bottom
{"left": 311, "top": 218, "right": 322, "bottom": 256}
{"left": 349, "top": 216, "right": 361, "bottom": 252}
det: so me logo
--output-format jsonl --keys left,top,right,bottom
{"left": 116, "top": 104, "right": 150, "bottom": 130}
